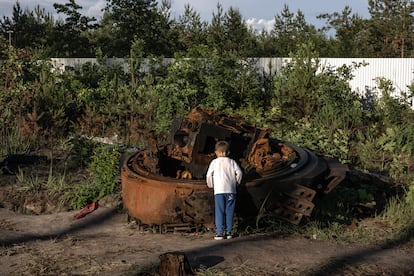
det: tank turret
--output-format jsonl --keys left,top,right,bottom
{"left": 121, "top": 107, "right": 348, "bottom": 231}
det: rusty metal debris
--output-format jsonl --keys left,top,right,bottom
{"left": 121, "top": 107, "right": 348, "bottom": 229}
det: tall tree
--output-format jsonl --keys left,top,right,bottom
{"left": 222, "top": 7, "right": 256, "bottom": 56}
{"left": 206, "top": 3, "right": 226, "bottom": 51}
{"left": 154, "top": 0, "right": 180, "bottom": 56}
{"left": 368, "top": 0, "right": 414, "bottom": 57}
{"left": 0, "top": 2, "right": 54, "bottom": 49}
{"left": 176, "top": 4, "right": 208, "bottom": 52}
{"left": 271, "top": 5, "right": 321, "bottom": 56}
{"left": 50, "top": 0, "right": 97, "bottom": 57}
{"left": 105, "top": 0, "right": 176, "bottom": 57}
{"left": 255, "top": 30, "right": 278, "bottom": 57}
{"left": 91, "top": 11, "right": 121, "bottom": 57}
{"left": 318, "top": 6, "right": 372, "bottom": 57}
{"left": 207, "top": 4, "right": 256, "bottom": 56}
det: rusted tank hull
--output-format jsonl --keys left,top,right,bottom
{"left": 121, "top": 152, "right": 215, "bottom": 227}
{"left": 241, "top": 145, "right": 347, "bottom": 224}
{"left": 121, "top": 107, "right": 348, "bottom": 227}
{"left": 121, "top": 145, "right": 347, "bottom": 226}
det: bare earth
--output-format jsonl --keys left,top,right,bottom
{"left": 1, "top": 205, "right": 414, "bottom": 276}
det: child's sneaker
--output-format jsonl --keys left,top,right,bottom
{"left": 214, "top": 234, "right": 224, "bottom": 240}
{"left": 226, "top": 235, "right": 233, "bottom": 239}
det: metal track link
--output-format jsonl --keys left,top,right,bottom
{"left": 285, "top": 184, "right": 316, "bottom": 201}
{"left": 276, "top": 184, "right": 317, "bottom": 224}
{"left": 282, "top": 197, "right": 315, "bottom": 216}
{"left": 162, "top": 223, "right": 195, "bottom": 233}
{"left": 275, "top": 207, "right": 304, "bottom": 225}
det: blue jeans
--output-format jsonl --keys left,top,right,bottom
{"left": 214, "top": 193, "right": 236, "bottom": 235}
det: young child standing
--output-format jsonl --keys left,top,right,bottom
{"left": 206, "top": 141, "right": 243, "bottom": 240}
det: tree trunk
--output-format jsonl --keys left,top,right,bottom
{"left": 158, "top": 251, "right": 195, "bottom": 276}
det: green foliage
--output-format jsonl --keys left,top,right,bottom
{"left": 65, "top": 183, "right": 99, "bottom": 210}
{"left": 311, "top": 186, "right": 359, "bottom": 224}
{"left": 151, "top": 47, "right": 266, "bottom": 134}
{"left": 152, "top": 56, "right": 203, "bottom": 133}
{"left": 355, "top": 122, "right": 414, "bottom": 182}
{"left": 16, "top": 168, "right": 43, "bottom": 192}
{"left": 50, "top": 0, "right": 97, "bottom": 57}
{"left": 0, "top": 47, "right": 31, "bottom": 130}
{"left": 15, "top": 162, "right": 69, "bottom": 196}
{"left": 0, "top": 125, "right": 33, "bottom": 156}
{"left": 272, "top": 5, "right": 322, "bottom": 57}
{"left": 89, "top": 145, "right": 121, "bottom": 198}
{"left": 281, "top": 121, "right": 353, "bottom": 163}
{"left": 376, "top": 77, "right": 412, "bottom": 125}
{"left": 318, "top": 6, "right": 371, "bottom": 57}
{"left": 0, "top": 2, "right": 54, "bottom": 50}
{"left": 104, "top": 0, "right": 174, "bottom": 56}
{"left": 269, "top": 43, "right": 363, "bottom": 164}
{"left": 303, "top": 221, "right": 352, "bottom": 241}
{"left": 382, "top": 184, "right": 414, "bottom": 241}
{"left": 66, "top": 145, "right": 121, "bottom": 209}
{"left": 2, "top": 0, "right": 414, "bottom": 58}
{"left": 66, "top": 136, "right": 98, "bottom": 169}
{"left": 176, "top": 5, "right": 208, "bottom": 51}
{"left": 211, "top": 6, "right": 255, "bottom": 56}
{"left": 270, "top": 42, "right": 322, "bottom": 123}
{"left": 368, "top": 0, "right": 414, "bottom": 58}
{"left": 44, "top": 170, "right": 68, "bottom": 197}
{"left": 404, "top": 184, "right": 414, "bottom": 207}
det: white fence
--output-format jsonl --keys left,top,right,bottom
{"left": 51, "top": 57, "right": 414, "bottom": 107}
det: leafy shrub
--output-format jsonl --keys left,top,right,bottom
{"left": 66, "top": 183, "right": 99, "bottom": 210}
{"left": 89, "top": 145, "right": 121, "bottom": 199}
{"left": 66, "top": 145, "right": 120, "bottom": 209}
{"left": 66, "top": 136, "right": 98, "bottom": 169}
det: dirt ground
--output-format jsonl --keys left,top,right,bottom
{"left": 1, "top": 204, "right": 414, "bottom": 276}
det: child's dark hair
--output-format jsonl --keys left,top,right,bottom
{"left": 215, "top": 140, "right": 230, "bottom": 154}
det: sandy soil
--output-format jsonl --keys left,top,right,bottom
{"left": 1, "top": 205, "right": 414, "bottom": 276}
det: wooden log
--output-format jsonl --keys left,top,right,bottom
{"left": 158, "top": 251, "right": 195, "bottom": 276}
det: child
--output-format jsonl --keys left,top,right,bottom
{"left": 206, "top": 141, "right": 243, "bottom": 240}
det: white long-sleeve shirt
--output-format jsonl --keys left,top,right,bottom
{"left": 206, "top": 157, "right": 243, "bottom": 194}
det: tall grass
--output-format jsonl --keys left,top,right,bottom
{"left": 15, "top": 168, "right": 43, "bottom": 192}
{"left": 0, "top": 126, "right": 33, "bottom": 156}
{"left": 381, "top": 185, "right": 414, "bottom": 241}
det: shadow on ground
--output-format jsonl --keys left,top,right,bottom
{"left": 0, "top": 207, "right": 119, "bottom": 247}
{"left": 307, "top": 223, "right": 414, "bottom": 275}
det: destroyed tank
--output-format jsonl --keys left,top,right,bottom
{"left": 121, "top": 107, "right": 348, "bottom": 231}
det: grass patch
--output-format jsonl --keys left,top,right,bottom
{"left": 197, "top": 265, "right": 228, "bottom": 276}
{"left": 380, "top": 185, "right": 414, "bottom": 242}
{"left": 0, "top": 126, "right": 33, "bottom": 156}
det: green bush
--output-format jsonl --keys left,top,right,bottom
{"left": 65, "top": 144, "right": 121, "bottom": 209}
{"left": 89, "top": 145, "right": 121, "bottom": 199}
{"left": 66, "top": 136, "right": 98, "bottom": 169}
{"left": 66, "top": 184, "right": 99, "bottom": 210}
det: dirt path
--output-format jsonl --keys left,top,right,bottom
{"left": 1, "top": 207, "right": 413, "bottom": 275}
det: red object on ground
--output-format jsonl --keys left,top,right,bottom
{"left": 73, "top": 201, "right": 99, "bottom": 219}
